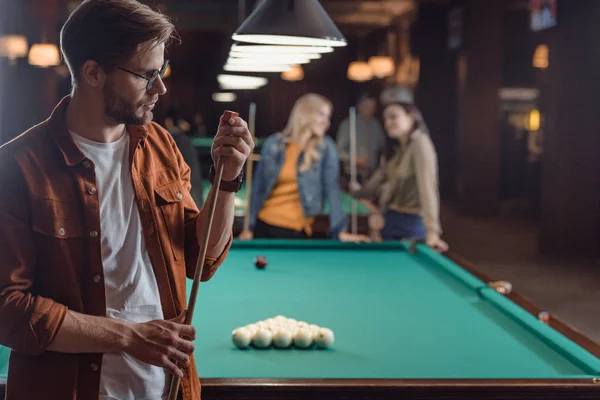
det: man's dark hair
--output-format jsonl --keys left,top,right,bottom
{"left": 60, "top": 0, "right": 176, "bottom": 86}
{"left": 357, "top": 92, "right": 376, "bottom": 104}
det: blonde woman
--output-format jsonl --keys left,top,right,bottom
{"left": 351, "top": 102, "right": 448, "bottom": 252}
{"left": 239, "top": 94, "right": 369, "bottom": 242}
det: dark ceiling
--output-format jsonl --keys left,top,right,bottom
{"left": 138, "top": 0, "right": 415, "bottom": 34}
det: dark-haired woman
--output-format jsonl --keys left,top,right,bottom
{"left": 351, "top": 102, "right": 448, "bottom": 252}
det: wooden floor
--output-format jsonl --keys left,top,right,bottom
{"left": 441, "top": 203, "right": 600, "bottom": 343}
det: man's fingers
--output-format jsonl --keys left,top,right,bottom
{"left": 161, "top": 355, "right": 183, "bottom": 378}
{"left": 167, "top": 347, "right": 191, "bottom": 367}
{"left": 217, "top": 126, "right": 254, "bottom": 149}
{"left": 176, "top": 324, "right": 197, "bottom": 341}
{"left": 213, "top": 136, "right": 250, "bottom": 154}
{"left": 175, "top": 337, "right": 196, "bottom": 355}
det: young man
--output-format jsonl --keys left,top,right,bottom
{"left": 0, "top": 1, "right": 253, "bottom": 399}
{"left": 336, "top": 93, "right": 387, "bottom": 183}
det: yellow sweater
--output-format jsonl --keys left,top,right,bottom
{"left": 258, "top": 142, "right": 314, "bottom": 235}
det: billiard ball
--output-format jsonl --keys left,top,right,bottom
{"left": 275, "top": 315, "right": 287, "bottom": 323}
{"left": 256, "top": 321, "right": 269, "bottom": 330}
{"left": 297, "top": 321, "right": 308, "bottom": 329}
{"left": 273, "top": 329, "right": 293, "bottom": 348}
{"left": 308, "top": 324, "right": 321, "bottom": 339}
{"left": 538, "top": 311, "right": 550, "bottom": 324}
{"left": 232, "top": 328, "right": 251, "bottom": 349}
{"left": 315, "top": 328, "right": 335, "bottom": 349}
{"left": 252, "top": 328, "right": 273, "bottom": 348}
{"left": 288, "top": 326, "right": 300, "bottom": 340}
{"left": 244, "top": 324, "right": 259, "bottom": 339}
{"left": 254, "top": 256, "right": 268, "bottom": 269}
{"left": 293, "top": 328, "right": 313, "bottom": 348}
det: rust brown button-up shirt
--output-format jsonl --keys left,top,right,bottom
{"left": 0, "top": 97, "right": 231, "bottom": 400}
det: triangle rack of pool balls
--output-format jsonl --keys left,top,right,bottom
{"left": 231, "top": 315, "right": 335, "bottom": 350}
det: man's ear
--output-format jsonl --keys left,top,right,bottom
{"left": 80, "top": 60, "right": 106, "bottom": 89}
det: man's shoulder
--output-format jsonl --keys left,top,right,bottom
{"left": 0, "top": 119, "right": 51, "bottom": 168}
{"left": 145, "top": 121, "right": 175, "bottom": 145}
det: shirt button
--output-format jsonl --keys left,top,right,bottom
{"left": 176, "top": 192, "right": 183, "bottom": 200}
{"left": 93, "top": 275, "right": 102, "bottom": 283}
{"left": 87, "top": 187, "right": 97, "bottom": 195}
{"left": 58, "top": 227, "right": 65, "bottom": 236}
{"left": 90, "top": 363, "right": 98, "bottom": 371}
{"left": 90, "top": 230, "right": 98, "bottom": 238}
{"left": 82, "top": 160, "right": 92, "bottom": 169}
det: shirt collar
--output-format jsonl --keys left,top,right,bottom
{"left": 48, "top": 95, "right": 150, "bottom": 166}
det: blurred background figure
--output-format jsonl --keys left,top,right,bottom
{"left": 189, "top": 111, "right": 207, "bottom": 137}
{"left": 351, "top": 101, "right": 447, "bottom": 252}
{"left": 239, "top": 93, "right": 368, "bottom": 243}
{"left": 336, "top": 92, "right": 386, "bottom": 184}
{"left": 164, "top": 106, "right": 204, "bottom": 208}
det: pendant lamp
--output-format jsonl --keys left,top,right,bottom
{"left": 233, "top": 0, "right": 347, "bottom": 48}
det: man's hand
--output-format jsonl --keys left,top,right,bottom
{"left": 211, "top": 115, "right": 255, "bottom": 181}
{"left": 123, "top": 311, "right": 196, "bottom": 378}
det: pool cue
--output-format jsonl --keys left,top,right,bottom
{"left": 243, "top": 102, "right": 256, "bottom": 232}
{"left": 168, "top": 110, "right": 238, "bottom": 400}
{"left": 349, "top": 106, "right": 358, "bottom": 234}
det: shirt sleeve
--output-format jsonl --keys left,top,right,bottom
{"left": 0, "top": 156, "right": 68, "bottom": 355}
{"left": 353, "top": 167, "right": 386, "bottom": 199}
{"left": 413, "top": 135, "right": 442, "bottom": 239}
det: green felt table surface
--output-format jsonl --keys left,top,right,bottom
{"left": 202, "top": 181, "right": 372, "bottom": 217}
{"left": 1, "top": 241, "right": 598, "bottom": 383}
{"left": 188, "top": 240, "right": 600, "bottom": 380}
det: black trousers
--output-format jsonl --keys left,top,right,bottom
{"left": 254, "top": 219, "right": 307, "bottom": 239}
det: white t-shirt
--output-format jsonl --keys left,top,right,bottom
{"left": 70, "top": 129, "right": 168, "bottom": 400}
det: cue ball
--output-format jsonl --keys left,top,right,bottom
{"left": 252, "top": 328, "right": 273, "bottom": 348}
{"left": 232, "top": 328, "right": 251, "bottom": 349}
{"left": 273, "top": 330, "right": 293, "bottom": 348}
{"left": 293, "top": 328, "right": 313, "bottom": 349}
{"left": 315, "top": 328, "right": 335, "bottom": 349}
{"left": 254, "top": 256, "right": 268, "bottom": 269}
{"left": 538, "top": 311, "right": 550, "bottom": 324}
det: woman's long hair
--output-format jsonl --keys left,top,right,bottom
{"left": 383, "top": 102, "right": 429, "bottom": 160}
{"left": 280, "top": 93, "right": 332, "bottom": 172}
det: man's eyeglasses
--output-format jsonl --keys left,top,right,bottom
{"left": 118, "top": 60, "right": 170, "bottom": 90}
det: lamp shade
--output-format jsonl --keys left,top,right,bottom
{"left": 231, "top": 44, "right": 333, "bottom": 54}
{"left": 281, "top": 65, "right": 304, "bottom": 81}
{"left": 233, "top": 0, "right": 346, "bottom": 47}
{"left": 212, "top": 92, "right": 237, "bottom": 103}
{"left": 347, "top": 61, "right": 373, "bottom": 82}
{"left": 218, "top": 74, "right": 268, "bottom": 90}
{"left": 29, "top": 43, "right": 60, "bottom": 67}
{"left": 0, "top": 35, "right": 28, "bottom": 61}
{"left": 533, "top": 44, "right": 549, "bottom": 69}
{"left": 230, "top": 51, "right": 320, "bottom": 61}
{"left": 224, "top": 63, "right": 292, "bottom": 73}
{"left": 227, "top": 56, "right": 310, "bottom": 65}
{"left": 368, "top": 56, "right": 395, "bottom": 78}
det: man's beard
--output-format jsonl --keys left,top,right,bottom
{"left": 103, "top": 85, "right": 150, "bottom": 126}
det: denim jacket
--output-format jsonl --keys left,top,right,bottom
{"left": 249, "top": 133, "right": 348, "bottom": 238}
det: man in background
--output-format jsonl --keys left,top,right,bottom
{"left": 336, "top": 92, "right": 386, "bottom": 183}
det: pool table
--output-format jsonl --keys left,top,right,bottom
{"left": 0, "top": 241, "right": 598, "bottom": 399}
{"left": 202, "top": 181, "right": 375, "bottom": 237}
